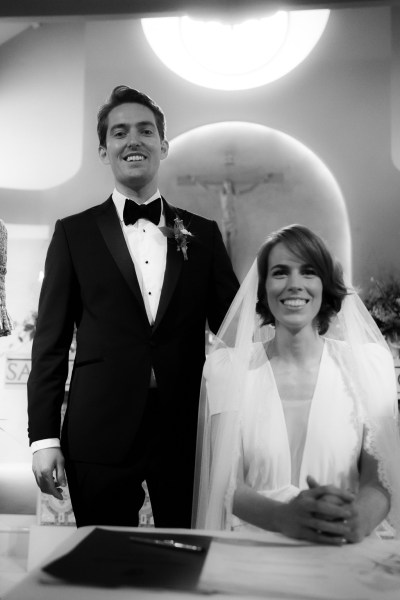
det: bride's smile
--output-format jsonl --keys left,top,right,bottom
{"left": 265, "top": 242, "right": 322, "bottom": 331}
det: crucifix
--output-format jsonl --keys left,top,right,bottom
{"left": 177, "top": 152, "right": 283, "bottom": 259}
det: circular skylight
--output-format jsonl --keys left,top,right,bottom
{"left": 142, "top": 10, "right": 330, "bottom": 91}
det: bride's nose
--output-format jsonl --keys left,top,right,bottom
{"left": 287, "top": 272, "right": 303, "bottom": 290}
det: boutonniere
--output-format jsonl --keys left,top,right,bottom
{"left": 160, "top": 217, "right": 193, "bottom": 261}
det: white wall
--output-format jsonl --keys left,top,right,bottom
{"left": 0, "top": 7, "right": 399, "bottom": 291}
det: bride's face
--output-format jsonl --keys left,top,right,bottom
{"left": 265, "top": 242, "right": 323, "bottom": 332}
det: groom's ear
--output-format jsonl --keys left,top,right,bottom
{"left": 98, "top": 145, "right": 110, "bottom": 165}
{"left": 160, "top": 139, "right": 169, "bottom": 161}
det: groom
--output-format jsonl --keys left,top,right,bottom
{"left": 27, "top": 85, "right": 239, "bottom": 528}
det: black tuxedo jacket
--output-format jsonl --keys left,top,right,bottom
{"left": 27, "top": 197, "right": 239, "bottom": 471}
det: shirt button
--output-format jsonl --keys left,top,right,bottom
{"left": 145, "top": 261, "right": 149, "bottom": 264}
{"left": 148, "top": 292, "right": 152, "bottom": 295}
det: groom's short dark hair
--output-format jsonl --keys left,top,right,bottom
{"left": 97, "top": 85, "right": 166, "bottom": 147}
{"left": 256, "top": 224, "right": 348, "bottom": 335}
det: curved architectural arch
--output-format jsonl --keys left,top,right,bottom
{"left": 159, "top": 121, "right": 352, "bottom": 282}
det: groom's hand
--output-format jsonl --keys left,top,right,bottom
{"left": 32, "top": 447, "right": 66, "bottom": 500}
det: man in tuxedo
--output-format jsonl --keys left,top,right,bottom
{"left": 27, "top": 86, "right": 239, "bottom": 528}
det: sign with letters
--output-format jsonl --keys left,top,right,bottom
{"left": 5, "top": 356, "right": 74, "bottom": 388}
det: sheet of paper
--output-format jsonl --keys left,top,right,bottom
{"left": 199, "top": 536, "right": 400, "bottom": 599}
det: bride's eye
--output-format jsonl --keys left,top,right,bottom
{"left": 271, "top": 268, "right": 287, "bottom": 278}
{"left": 303, "top": 266, "right": 317, "bottom": 277}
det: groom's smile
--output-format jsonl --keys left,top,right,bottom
{"left": 98, "top": 102, "right": 169, "bottom": 196}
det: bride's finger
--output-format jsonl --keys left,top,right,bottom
{"left": 307, "top": 484, "right": 355, "bottom": 503}
{"left": 306, "top": 475, "right": 320, "bottom": 489}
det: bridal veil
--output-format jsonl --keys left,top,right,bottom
{"left": 193, "top": 259, "right": 400, "bottom": 536}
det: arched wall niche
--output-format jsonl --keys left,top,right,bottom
{"left": 159, "top": 122, "right": 351, "bottom": 283}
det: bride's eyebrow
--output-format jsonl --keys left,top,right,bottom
{"left": 270, "top": 263, "right": 288, "bottom": 270}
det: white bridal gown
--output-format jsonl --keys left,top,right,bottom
{"left": 204, "top": 338, "right": 395, "bottom": 532}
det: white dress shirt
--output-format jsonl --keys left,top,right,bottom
{"left": 31, "top": 189, "right": 167, "bottom": 453}
{"left": 112, "top": 189, "right": 167, "bottom": 324}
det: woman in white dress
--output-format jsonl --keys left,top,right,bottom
{"left": 194, "top": 224, "right": 400, "bottom": 544}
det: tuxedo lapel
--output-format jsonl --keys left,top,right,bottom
{"left": 153, "top": 237, "right": 182, "bottom": 331}
{"left": 153, "top": 199, "right": 186, "bottom": 331}
{"left": 95, "top": 198, "right": 148, "bottom": 319}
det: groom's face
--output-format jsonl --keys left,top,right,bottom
{"left": 98, "top": 102, "right": 169, "bottom": 195}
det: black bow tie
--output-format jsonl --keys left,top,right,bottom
{"left": 123, "top": 198, "right": 161, "bottom": 226}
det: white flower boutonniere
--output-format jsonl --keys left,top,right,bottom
{"left": 173, "top": 217, "right": 193, "bottom": 261}
{"left": 160, "top": 217, "right": 193, "bottom": 261}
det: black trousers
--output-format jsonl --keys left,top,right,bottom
{"left": 65, "top": 389, "right": 194, "bottom": 529}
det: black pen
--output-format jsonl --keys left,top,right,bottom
{"left": 129, "top": 535, "right": 205, "bottom": 553}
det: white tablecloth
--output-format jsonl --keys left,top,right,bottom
{"left": 4, "top": 526, "right": 400, "bottom": 599}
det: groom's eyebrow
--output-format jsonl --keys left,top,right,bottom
{"left": 109, "top": 123, "right": 128, "bottom": 133}
{"left": 137, "top": 120, "right": 156, "bottom": 128}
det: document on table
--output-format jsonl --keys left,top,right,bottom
{"left": 42, "top": 527, "right": 212, "bottom": 591}
{"left": 199, "top": 535, "right": 400, "bottom": 599}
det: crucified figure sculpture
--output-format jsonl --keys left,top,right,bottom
{"left": 177, "top": 171, "right": 283, "bottom": 259}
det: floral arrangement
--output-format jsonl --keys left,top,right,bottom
{"left": 16, "top": 310, "right": 77, "bottom": 353}
{"left": 0, "top": 219, "right": 13, "bottom": 337}
{"left": 173, "top": 217, "right": 193, "bottom": 260}
{"left": 364, "top": 276, "right": 400, "bottom": 341}
{"left": 160, "top": 217, "right": 193, "bottom": 261}
{"left": 17, "top": 310, "right": 38, "bottom": 343}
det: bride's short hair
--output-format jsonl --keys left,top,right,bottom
{"left": 256, "top": 224, "right": 348, "bottom": 335}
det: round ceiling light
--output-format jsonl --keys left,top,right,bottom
{"left": 141, "top": 10, "right": 330, "bottom": 91}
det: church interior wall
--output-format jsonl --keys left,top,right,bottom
{"left": 0, "top": 3, "right": 399, "bottom": 519}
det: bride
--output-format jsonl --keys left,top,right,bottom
{"left": 194, "top": 224, "right": 400, "bottom": 543}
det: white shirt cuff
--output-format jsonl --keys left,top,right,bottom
{"left": 31, "top": 438, "right": 61, "bottom": 453}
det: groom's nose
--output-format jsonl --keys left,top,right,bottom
{"left": 127, "top": 136, "right": 140, "bottom": 148}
